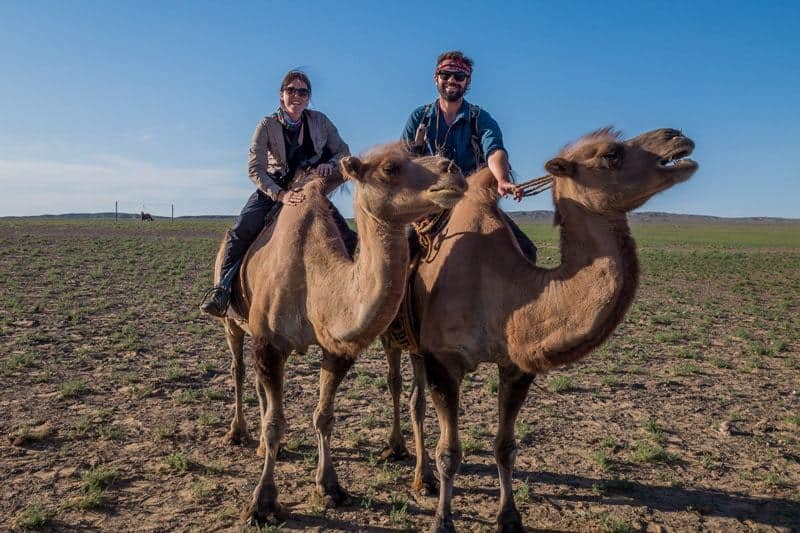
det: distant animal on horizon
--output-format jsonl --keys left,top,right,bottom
{"left": 140, "top": 212, "right": 154, "bottom": 221}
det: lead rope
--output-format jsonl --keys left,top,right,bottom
{"left": 514, "top": 174, "right": 554, "bottom": 197}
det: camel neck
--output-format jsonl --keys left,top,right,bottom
{"left": 509, "top": 198, "right": 639, "bottom": 374}
{"left": 329, "top": 198, "right": 408, "bottom": 343}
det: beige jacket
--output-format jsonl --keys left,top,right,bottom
{"left": 248, "top": 109, "right": 350, "bottom": 200}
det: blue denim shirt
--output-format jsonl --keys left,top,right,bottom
{"left": 401, "top": 99, "right": 505, "bottom": 175}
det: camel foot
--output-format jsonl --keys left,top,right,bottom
{"left": 496, "top": 507, "right": 524, "bottom": 533}
{"left": 223, "top": 427, "right": 251, "bottom": 446}
{"left": 241, "top": 499, "right": 286, "bottom": 526}
{"left": 378, "top": 443, "right": 410, "bottom": 462}
{"left": 317, "top": 483, "right": 351, "bottom": 508}
{"left": 256, "top": 440, "right": 267, "bottom": 458}
{"left": 413, "top": 471, "right": 439, "bottom": 496}
{"left": 430, "top": 514, "right": 456, "bottom": 533}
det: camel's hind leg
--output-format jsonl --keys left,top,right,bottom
{"left": 379, "top": 340, "right": 410, "bottom": 461}
{"left": 425, "top": 352, "right": 464, "bottom": 532}
{"left": 241, "top": 339, "right": 288, "bottom": 525}
{"left": 223, "top": 319, "right": 251, "bottom": 445}
{"left": 409, "top": 353, "right": 437, "bottom": 495}
{"left": 494, "top": 364, "right": 534, "bottom": 532}
{"left": 313, "top": 350, "right": 354, "bottom": 507}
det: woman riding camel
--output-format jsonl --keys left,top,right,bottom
{"left": 201, "top": 70, "right": 350, "bottom": 317}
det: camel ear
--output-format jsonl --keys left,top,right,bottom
{"left": 340, "top": 156, "right": 363, "bottom": 181}
{"left": 545, "top": 157, "right": 575, "bottom": 178}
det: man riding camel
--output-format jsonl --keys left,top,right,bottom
{"left": 401, "top": 50, "right": 536, "bottom": 260}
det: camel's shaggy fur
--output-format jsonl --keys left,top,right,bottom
{"left": 381, "top": 128, "right": 698, "bottom": 531}
{"left": 210, "top": 143, "right": 466, "bottom": 525}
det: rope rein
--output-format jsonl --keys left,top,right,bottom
{"left": 514, "top": 174, "right": 554, "bottom": 197}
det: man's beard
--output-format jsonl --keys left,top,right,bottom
{"left": 438, "top": 82, "right": 467, "bottom": 102}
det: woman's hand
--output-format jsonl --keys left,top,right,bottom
{"left": 278, "top": 188, "right": 306, "bottom": 206}
{"left": 316, "top": 163, "right": 334, "bottom": 177}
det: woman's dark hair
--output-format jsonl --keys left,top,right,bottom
{"left": 279, "top": 70, "right": 312, "bottom": 96}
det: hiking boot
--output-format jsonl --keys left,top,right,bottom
{"left": 200, "top": 287, "right": 230, "bottom": 317}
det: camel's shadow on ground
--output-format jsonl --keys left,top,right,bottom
{"left": 262, "top": 448, "right": 799, "bottom": 530}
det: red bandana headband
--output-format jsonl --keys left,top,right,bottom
{"left": 436, "top": 58, "right": 472, "bottom": 76}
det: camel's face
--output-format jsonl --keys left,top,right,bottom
{"left": 341, "top": 148, "right": 466, "bottom": 223}
{"left": 545, "top": 128, "right": 698, "bottom": 214}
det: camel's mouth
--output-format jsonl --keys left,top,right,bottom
{"left": 658, "top": 147, "right": 698, "bottom": 171}
{"left": 427, "top": 186, "right": 465, "bottom": 207}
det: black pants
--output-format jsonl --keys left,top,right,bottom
{"left": 220, "top": 189, "right": 355, "bottom": 282}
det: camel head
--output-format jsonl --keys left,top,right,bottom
{"left": 545, "top": 128, "right": 698, "bottom": 215}
{"left": 340, "top": 143, "right": 467, "bottom": 224}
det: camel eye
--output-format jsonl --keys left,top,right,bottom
{"left": 601, "top": 150, "right": 622, "bottom": 166}
{"left": 382, "top": 162, "right": 400, "bottom": 175}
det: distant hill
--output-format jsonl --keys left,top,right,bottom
{"left": 507, "top": 211, "right": 799, "bottom": 224}
{"left": 2, "top": 211, "right": 797, "bottom": 223}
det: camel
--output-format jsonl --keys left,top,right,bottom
{"left": 380, "top": 128, "right": 698, "bottom": 532}
{"left": 212, "top": 143, "right": 467, "bottom": 525}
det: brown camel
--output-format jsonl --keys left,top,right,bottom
{"left": 380, "top": 128, "right": 698, "bottom": 532}
{"left": 212, "top": 143, "right": 466, "bottom": 524}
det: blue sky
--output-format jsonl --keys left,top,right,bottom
{"left": 1, "top": 1, "right": 798, "bottom": 218}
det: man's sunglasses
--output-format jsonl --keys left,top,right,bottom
{"left": 437, "top": 71, "right": 469, "bottom": 82}
{"left": 284, "top": 87, "right": 310, "bottom": 98}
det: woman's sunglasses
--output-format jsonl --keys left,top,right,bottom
{"left": 437, "top": 71, "right": 469, "bottom": 82}
{"left": 284, "top": 87, "right": 310, "bottom": 98}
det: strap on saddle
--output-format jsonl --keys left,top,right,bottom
{"left": 383, "top": 209, "right": 452, "bottom": 352}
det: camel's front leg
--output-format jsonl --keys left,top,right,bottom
{"left": 223, "top": 320, "right": 251, "bottom": 445}
{"left": 380, "top": 340, "right": 410, "bottom": 460}
{"left": 494, "top": 364, "right": 534, "bottom": 532}
{"left": 313, "top": 351, "right": 354, "bottom": 507}
{"left": 409, "top": 353, "right": 437, "bottom": 495}
{"left": 242, "top": 340, "right": 287, "bottom": 525}
{"left": 425, "top": 353, "right": 464, "bottom": 533}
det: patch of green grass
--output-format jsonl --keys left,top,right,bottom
{"left": 642, "top": 417, "right": 666, "bottom": 444}
{"left": 711, "top": 356, "right": 732, "bottom": 369}
{"left": 154, "top": 423, "right": 176, "bottom": 439}
{"left": 485, "top": 373, "right": 499, "bottom": 394}
{"left": 165, "top": 362, "right": 185, "bottom": 381}
{"left": 515, "top": 420, "right": 533, "bottom": 442}
{"left": 388, "top": 493, "right": 409, "bottom": 526}
{"left": 285, "top": 435, "right": 304, "bottom": 452}
{"left": 97, "top": 425, "right": 127, "bottom": 442}
{"left": 198, "top": 359, "right": 215, "bottom": 375}
{"left": 784, "top": 415, "right": 800, "bottom": 427}
{"left": 15, "top": 502, "right": 52, "bottom": 529}
{"left": 198, "top": 411, "right": 220, "bottom": 426}
{"left": 599, "top": 512, "right": 634, "bottom": 533}
{"left": 202, "top": 388, "right": 226, "bottom": 401}
{"left": 515, "top": 478, "right": 532, "bottom": 503}
{"left": 164, "top": 450, "right": 190, "bottom": 471}
{"left": 548, "top": 375, "right": 574, "bottom": 393}
{"left": 757, "top": 470, "right": 786, "bottom": 488}
{"left": 1, "top": 351, "right": 36, "bottom": 376}
{"left": 68, "top": 415, "right": 92, "bottom": 438}
{"left": 591, "top": 450, "right": 613, "bottom": 472}
{"left": 361, "top": 488, "right": 376, "bottom": 510}
{"left": 190, "top": 479, "right": 214, "bottom": 501}
{"left": 629, "top": 441, "right": 674, "bottom": 464}
{"left": 700, "top": 453, "right": 718, "bottom": 471}
{"left": 77, "top": 466, "right": 117, "bottom": 509}
{"left": 60, "top": 378, "right": 87, "bottom": 398}
{"left": 347, "top": 431, "right": 368, "bottom": 448}
{"left": 670, "top": 361, "right": 701, "bottom": 376}
{"left": 173, "top": 388, "right": 199, "bottom": 404}
{"left": 600, "top": 375, "right": 621, "bottom": 387}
